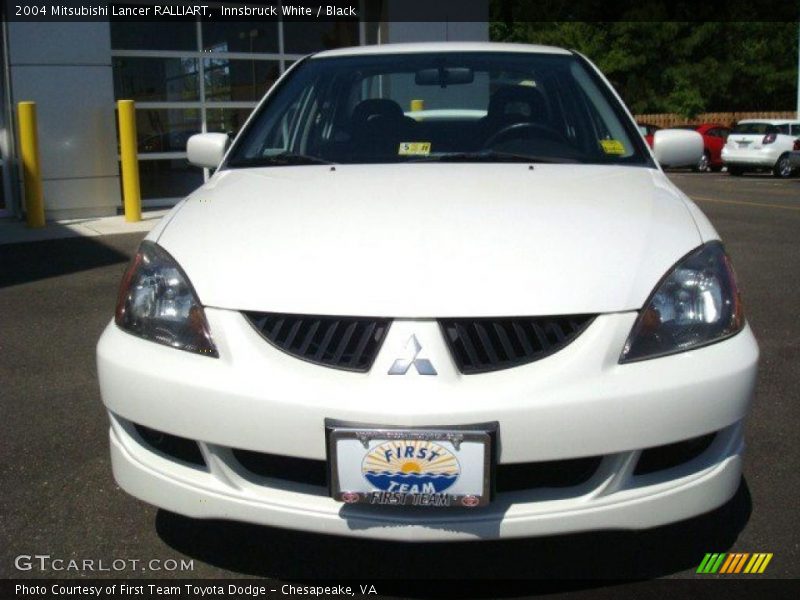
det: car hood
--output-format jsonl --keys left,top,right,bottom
{"left": 155, "top": 164, "right": 702, "bottom": 317}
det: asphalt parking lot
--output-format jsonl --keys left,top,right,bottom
{"left": 1, "top": 171, "right": 798, "bottom": 593}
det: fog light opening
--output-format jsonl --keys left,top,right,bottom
{"left": 133, "top": 424, "right": 206, "bottom": 468}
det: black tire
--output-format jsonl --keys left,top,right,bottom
{"left": 773, "top": 154, "right": 794, "bottom": 178}
{"left": 728, "top": 166, "right": 743, "bottom": 176}
{"left": 693, "top": 151, "right": 710, "bottom": 172}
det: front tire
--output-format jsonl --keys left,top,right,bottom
{"left": 773, "top": 154, "right": 794, "bottom": 178}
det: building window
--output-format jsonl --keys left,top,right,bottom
{"left": 203, "top": 58, "right": 280, "bottom": 102}
{"left": 110, "top": 15, "right": 363, "bottom": 205}
{"left": 136, "top": 160, "right": 205, "bottom": 200}
{"left": 205, "top": 108, "right": 254, "bottom": 138}
{"left": 113, "top": 57, "right": 200, "bottom": 102}
{"left": 134, "top": 109, "right": 201, "bottom": 154}
{"left": 282, "top": 21, "right": 359, "bottom": 54}
{"left": 110, "top": 21, "right": 196, "bottom": 52}
{"left": 201, "top": 23, "right": 279, "bottom": 54}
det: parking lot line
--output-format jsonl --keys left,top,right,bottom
{"left": 691, "top": 195, "right": 800, "bottom": 212}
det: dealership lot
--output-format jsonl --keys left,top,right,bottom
{"left": 0, "top": 172, "right": 798, "bottom": 585}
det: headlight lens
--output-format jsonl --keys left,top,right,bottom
{"left": 620, "top": 241, "right": 744, "bottom": 363}
{"left": 115, "top": 241, "right": 218, "bottom": 357}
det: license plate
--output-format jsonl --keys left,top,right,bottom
{"left": 326, "top": 421, "right": 496, "bottom": 508}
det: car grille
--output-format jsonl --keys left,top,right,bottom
{"left": 634, "top": 433, "right": 716, "bottom": 476}
{"left": 133, "top": 424, "right": 206, "bottom": 467}
{"left": 438, "top": 315, "right": 596, "bottom": 374}
{"left": 243, "top": 312, "right": 391, "bottom": 372}
{"left": 495, "top": 456, "right": 602, "bottom": 491}
{"left": 232, "top": 449, "right": 602, "bottom": 493}
{"left": 233, "top": 449, "right": 328, "bottom": 487}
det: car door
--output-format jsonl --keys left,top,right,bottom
{"left": 706, "top": 128, "right": 726, "bottom": 165}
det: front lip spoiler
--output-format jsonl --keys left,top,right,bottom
{"left": 107, "top": 416, "right": 746, "bottom": 540}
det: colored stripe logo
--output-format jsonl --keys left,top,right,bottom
{"left": 697, "top": 553, "right": 773, "bottom": 574}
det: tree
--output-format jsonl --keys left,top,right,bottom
{"left": 490, "top": 16, "right": 798, "bottom": 117}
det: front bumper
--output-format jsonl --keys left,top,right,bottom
{"left": 98, "top": 310, "right": 758, "bottom": 541}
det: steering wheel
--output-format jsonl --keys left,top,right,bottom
{"left": 483, "top": 122, "right": 566, "bottom": 149}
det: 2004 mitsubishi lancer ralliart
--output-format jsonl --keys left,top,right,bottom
{"left": 97, "top": 42, "right": 758, "bottom": 541}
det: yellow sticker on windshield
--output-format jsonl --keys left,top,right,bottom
{"left": 398, "top": 142, "right": 431, "bottom": 156}
{"left": 600, "top": 139, "right": 626, "bottom": 155}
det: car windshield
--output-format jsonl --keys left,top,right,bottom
{"left": 225, "top": 52, "right": 650, "bottom": 168}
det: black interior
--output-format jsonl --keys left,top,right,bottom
{"left": 319, "top": 85, "right": 577, "bottom": 163}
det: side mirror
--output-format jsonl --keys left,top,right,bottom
{"left": 652, "top": 129, "right": 703, "bottom": 168}
{"left": 187, "top": 133, "right": 230, "bottom": 169}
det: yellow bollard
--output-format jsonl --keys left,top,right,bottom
{"left": 17, "top": 101, "right": 45, "bottom": 228}
{"left": 117, "top": 100, "right": 141, "bottom": 222}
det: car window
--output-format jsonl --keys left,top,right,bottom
{"left": 226, "top": 52, "right": 651, "bottom": 167}
{"left": 791, "top": 124, "right": 800, "bottom": 136}
{"left": 732, "top": 122, "right": 778, "bottom": 135}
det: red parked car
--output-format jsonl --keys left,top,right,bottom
{"left": 673, "top": 123, "right": 730, "bottom": 172}
{"left": 637, "top": 123, "right": 660, "bottom": 148}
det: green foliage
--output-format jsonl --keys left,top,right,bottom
{"left": 489, "top": 19, "right": 799, "bottom": 117}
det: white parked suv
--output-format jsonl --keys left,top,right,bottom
{"left": 97, "top": 42, "right": 758, "bottom": 541}
{"left": 721, "top": 119, "right": 800, "bottom": 177}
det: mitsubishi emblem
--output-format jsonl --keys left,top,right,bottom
{"left": 388, "top": 335, "right": 437, "bottom": 376}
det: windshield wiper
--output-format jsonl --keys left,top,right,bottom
{"left": 406, "top": 151, "right": 578, "bottom": 164}
{"left": 227, "top": 152, "right": 334, "bottom": 168}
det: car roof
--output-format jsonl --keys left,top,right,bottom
{"left": 311, "top": 42, "right": 573, "bottom": 59}
{"left": 737, "top": 119, "right": 800, "bottom": 125}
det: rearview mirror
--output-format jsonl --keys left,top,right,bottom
{"left": 652, "top": 129, "right": 703, "bottom": 168}
{"left": 187, "top": 133, "right": 230, "bottom": 169}
{"left": 415, "top": 67, "right": 474, "bottom": 86}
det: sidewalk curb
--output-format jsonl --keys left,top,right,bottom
{"left": 0, "top": 210, "right": 168, "bottom": 245}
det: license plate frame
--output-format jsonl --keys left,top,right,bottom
{"left": 325, "top": 420, "right": 497, "bottom": 509}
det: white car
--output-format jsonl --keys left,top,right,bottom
{"left": 721, "top": 119, "right": 800, "bottom": 177}
{"left": 97, "top": 42, "right": 758, "bottom": 542}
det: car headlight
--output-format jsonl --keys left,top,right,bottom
{"left": 115, "top": 241, "right": 218, "bottom": 357}
{"left": 620, "top": 241, "right": 744, "bottom": 363}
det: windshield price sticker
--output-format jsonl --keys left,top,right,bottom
{"left": 398, "top": 142, "right": 432, "bottom": 156}
{"left": 600, "top": 139, "right": 626, "bottom": 155}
